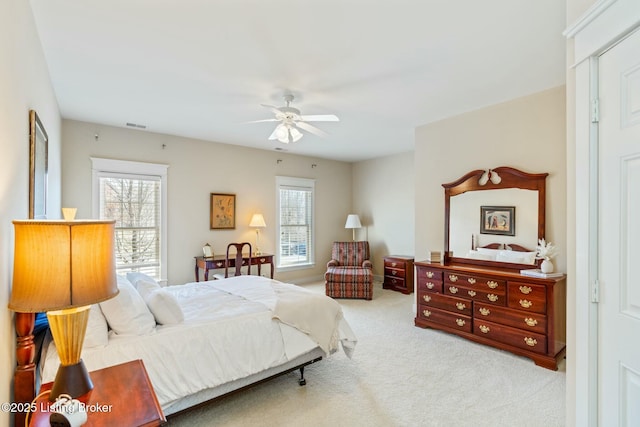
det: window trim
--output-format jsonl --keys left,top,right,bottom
{"left": 91, "top": 157, "right": 169, "bottom": 282}
{"left": 275, "top": 176, "right": 315, "bottom": 271}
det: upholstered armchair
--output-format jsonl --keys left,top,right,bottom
{"left": 325, "top": 241, "right": 373, "bottom": 300}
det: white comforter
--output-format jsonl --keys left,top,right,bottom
{"left": 42, "top": 276, "right": 357, "bottom": 409}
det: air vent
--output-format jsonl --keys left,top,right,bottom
{"left": 126, "top": 122, "right": 147, "bottom": 129}
{"left": 274, "top": 147, "right": 287, "bottom": 151}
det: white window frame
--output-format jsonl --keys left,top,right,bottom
{"left": 91, "top": 157, "right": 168, "bottom": 283}
{"left": 276, "top": 176, "right": 315, "bottom": 271}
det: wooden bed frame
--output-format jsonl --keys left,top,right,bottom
{"left": 13, "top": 312, "right": 324, "bottom": 425}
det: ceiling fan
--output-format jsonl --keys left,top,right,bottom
{"left": 249, "top": 94, "right": 339, "bottom": 143}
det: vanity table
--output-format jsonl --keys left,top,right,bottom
{"left": 414, "top": 167, "right": 566, "bottom": 370}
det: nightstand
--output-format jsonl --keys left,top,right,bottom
{"left": 29, "top": 359, "right": 165, "bottom": 427}
{"left": 383, "top": 255, "right": 414, "bottom": 294}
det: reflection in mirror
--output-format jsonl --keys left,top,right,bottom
{"left": 449, "top": 188, "right": 538, "bottom": 261}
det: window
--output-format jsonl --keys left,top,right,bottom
{"left": 276, "top": 176, "right": 315, "bottom": 270}
{"left": 92, "top": 158, "right": 168, "bottom": 281}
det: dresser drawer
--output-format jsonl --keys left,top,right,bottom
{"left": 445, "top": 272, "right": 506, "bottom": 293}
{"left": 508, "top": 282, "right": 547, "bottom": 314}
{"left": 418, "top": 292, "right": 472, "bottom": 315}
{"left": 417, "top": 276, "right": 442, "bottom": 293}
{"left": 473, "top": 319, "right": 547, "bottom": 354}
{"left": 385, "top": 275, "right": 406, "bottom": 290}
{"left": 475, "top": 303, "right": 547, "bottom": 334}
{"left": 445, "top": 283, "right": 506, "bottom": 306}
{"left": 384, "top": 266, "right": 406, "bottom": 279}
{"left": 418, "top": 305, "right": 472, "bottom": 333}
{"left": 384, "top": 259, "right": 407, "bottom": 270}
{"left": 416, "top": 266, "right": 443, "bottom": 281}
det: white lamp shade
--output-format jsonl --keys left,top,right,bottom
{"left": 249, "top": 213, "right": 266, "bottom": 228}
{"left": 344, "top": 214, "right": 362, "bottom": 229}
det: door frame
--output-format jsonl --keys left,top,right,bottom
{"left": 565, "top": 0, "right": 640, "bottom": 425}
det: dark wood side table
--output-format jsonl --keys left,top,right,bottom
{"left": 194, "top": 254, "right": 274, "bottom": 281}
{"left": 29, "top": 359, "right": 165, "bottom": 427}
{"left": 383, "top": 255, "right": 415, "bottom": 294}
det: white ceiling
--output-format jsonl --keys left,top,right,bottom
{"left": 30, "top": 0, "right": 566, "bottom": 162}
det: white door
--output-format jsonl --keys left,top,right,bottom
{"left": 598, "top": 28, "right": 640, "bottom": 426}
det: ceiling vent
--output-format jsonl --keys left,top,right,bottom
{"left": 126, "top": 122, "right": 147, "bottom": 129}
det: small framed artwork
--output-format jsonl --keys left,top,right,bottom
{"left": 480, "top": 206, "right": 515, "bottom": 236}
{"left": 202, "top": 243, "right": 213, "bottom": 258}
{"left": 210, "top": 193, "right": 236, "bottom": 229}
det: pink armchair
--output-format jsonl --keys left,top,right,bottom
{"left": 324, "top": 241, "right": 373, "bottom": 300}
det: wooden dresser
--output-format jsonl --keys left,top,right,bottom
{"left": 414, "top": 261, "right": 566, "bottom": 370}
{"left": 383, "top": 255, "right": 414, "bottom": 294}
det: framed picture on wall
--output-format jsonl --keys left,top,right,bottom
{"left": 210, "top": 193, "right": 236, "bottom": 229}
{"left": 29, "top": 110, "right": 48, "bottom": 219}
{"left": 480, "top": 206, "right": 515, "bottom": 236}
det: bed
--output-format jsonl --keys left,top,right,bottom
{"left": 21, "top": 274, "right": 357, "bottom": 420}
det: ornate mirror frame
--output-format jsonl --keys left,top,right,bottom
{"left": 443, "top": 166, "right": 548, "bottom": 269}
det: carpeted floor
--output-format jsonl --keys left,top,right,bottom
{"left": 165, "top": 281, "right": 565, "bottom": 427}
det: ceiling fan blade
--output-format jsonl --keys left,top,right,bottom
{"left": 299, "top": 114, "right": 339, "bottom": 122}
{"left": 245, "top": 118, "right": 280, "bottom": 123}
{"left": 268, "top": 124, "right": 285, "bottom": 140}
{"left": 296, "top": 121, "right": 328, "bottom": 137}
{"left": 261, "top": 104, "right": 283, "bottom": 116}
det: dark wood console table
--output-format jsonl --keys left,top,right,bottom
{"left": 194, "top": 254, "right": 274, "bottom": 281}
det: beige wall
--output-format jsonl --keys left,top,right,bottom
{"left": 352, "top": 152, "right": 415, "bottom": 276}
{"left": 62, "top": 120, "right": 353, "bottom": 285}
{"left": 0, "top": 2, "right": 62, "bottom": 425}
{"left": 414, "top": 86, "right": 567, "bottom": 270}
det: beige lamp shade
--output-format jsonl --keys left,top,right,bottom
{"left": 9, "top": 220, "right": 119, "bottom": 312}
{"left": 249, "top": 213, "right": 267, "bottom": 228}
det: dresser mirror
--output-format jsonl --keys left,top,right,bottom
{"left": 443, "top": 166, "right": 548, "bottom": 269}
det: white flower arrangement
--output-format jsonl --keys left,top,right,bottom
{"left": 535, "top": 238, "right": 558, "bottom": 261}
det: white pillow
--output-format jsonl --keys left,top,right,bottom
{"left": 475, "top": 248, "right": 501, "bottom": 260}
{"left": 100, "top": 276, "right": 156, "bottom": 335}
{"left": 83, "top": 304, "right": 108, "bottom": 348}
{"left": 126, "top": 272, "right": 159, "bottom": 289}
{"left": 137, "top": 279, "right": 184, "bottom": 325}
{"left": 497, "top": 250, "right": 537, "bottom": 265}
{"left": 466, "top": 250, "right": 494, "bottom": 261}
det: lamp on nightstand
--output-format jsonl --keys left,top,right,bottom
{"left": 9, "top": 220, "right": 118, "bottom": 401}
{"left": 249, "top": 213, "right": 266, "bottom": 255}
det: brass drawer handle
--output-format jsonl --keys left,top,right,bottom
{"left": 519, "top": 285, "right": 532, "bottom": 294}
{"left": 426, "top": 282, "right": 435, "bottom": 290}
{"left": 216, "top": 262, "right": 224, "bottom": 268}
{"left": 426, "top": 271, "right": 434, "bottom": 278}
{"left": 524, "top": 337, "right": 538, "bottom": 347}
{"left": 392, "top": 270, "right": 397, "bottom": 275}
{"left": 260, "top": 258, "right": 266, "bottom": 263}
{"left": 392, "top": 262, "right": 397, "bottom": 267}
{"left": 456, "top": 302, "right": 466, "bottom": 310}
{"left": 487, "top": 280, "right": 499, "bottom": 289}
{"left": 449, "top": 274, "right": 458, "bottom": 282}
{"left": 487, "top": 294, "right": 499, "bottom": 302}
{"left": 449, "top": 286, "right": 459, "bottom": 294}
{"left": 422, "top": 294, "right": 432, "bottom": 303}
{"left": 524, "top": 317, "right": 538, "bottom": 327}
{"left": 455, "top": 319, "right": 466, "bottom": 327}
{"left": 479, "top": 307, "right": 491, "bottom": 316}
{"left": 519, "top": 299, "right": 533, "bottom": 308}
{"left": 467, "top": 277, "right": 476, "bottom": 284}
{"left": 423, "top": 309, "right": 431, "bottom": 318}
{"left": 391, "top": 278, "right": 398, "bottom": 284}
{"left": 479, "top": 325, "right": 490, "bottom": 333}
{"left": 468, "top": 290, "right": 477, "bottom": 297}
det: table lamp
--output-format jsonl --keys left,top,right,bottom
{"left": 249, "top": 213, "right": 266, "bottom": 255}
{"left": 9, "top": 220, "right": 118, "bottom": 401}
{"left": 344, "top": 214, "right": 362, "bottom": 241}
